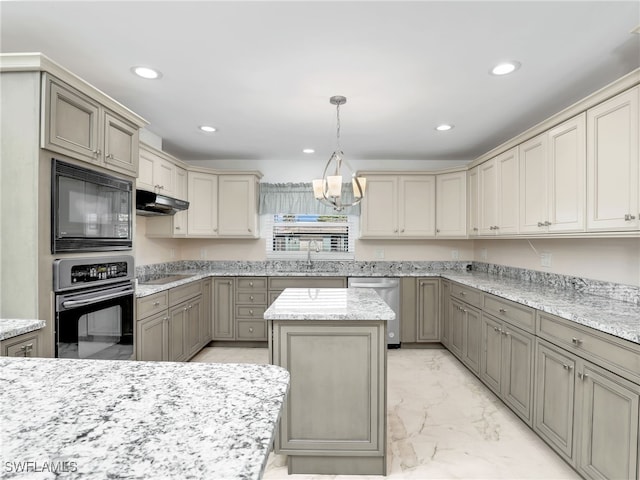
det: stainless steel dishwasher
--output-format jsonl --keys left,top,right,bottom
{"left": 348, "top": 277, "right": 400, "bottom": 347}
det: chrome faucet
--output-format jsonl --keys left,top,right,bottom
{"left": 306, "top": 240, "right": 320, "bottom": 268}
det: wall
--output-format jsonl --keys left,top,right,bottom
{"left": 473, "top": 237, "right": 640, "bottom": 287}
{"left": 134, "top": 216, "right": 183, "bottom": 266}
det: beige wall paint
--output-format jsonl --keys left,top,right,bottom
{"left": 355, "top": 239, "right": 473, "bottom": 261}
{"left": 473, "top": 237, "right": 640, "bottom": 287}
{"left": 180, "top": 238, "right": 268, "bottom": 261}
{"left": 134, "top": 216, "right": 183, "bottom": 266}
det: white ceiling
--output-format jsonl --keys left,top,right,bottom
{"left": 2, "top": 1, "right": 639, "bottom": 166}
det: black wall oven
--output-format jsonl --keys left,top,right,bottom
{"left": 51, "top": 159, "right": 133, "bottom": 253}
{"left": 54, "top": 256, "right": 135, "bottom": 360}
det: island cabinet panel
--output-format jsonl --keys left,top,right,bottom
{"left": 270, "top": 320, "right": 386, "bottom": 476}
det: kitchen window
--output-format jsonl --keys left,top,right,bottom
{"left": 262, "top": 214, "right": 357, "bottom": 260}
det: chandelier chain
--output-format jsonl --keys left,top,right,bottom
{"left": 336, "top": 102, "right": 341, "bottom": 150}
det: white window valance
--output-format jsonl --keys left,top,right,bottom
{"left": 258, "top": 182, "right": 361, "bottom": 215}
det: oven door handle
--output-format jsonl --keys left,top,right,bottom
{"left": 61, "top": 289, "right": 134, "bottom": 309}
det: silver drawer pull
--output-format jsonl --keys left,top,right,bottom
{"left": 248, "top": 327, "right": 254, "bottom": 333}
{"left": 562, "top": 364, "right": 573, "bottom": 370}
{"left": 250, "top": 296, "right": 254, "bottom": 301}
{"left": 459, "top": 291, "right": 466, "bottom": 296}
{"left": 249, "top": 310, "right": 254, "bottom": 315}
{"left": 578, "top": 372, "right": 589, "bottom": 380}
{"left": 153, "top": 301, "right": 160, "bottom": 307}
{"left": 571, "top": 337, "right": 583, "bottom": 345}
{"left": 249, "top": 282, "right": 254, "bottom": 287}
{"left": 499, "top": 308, "right": 507, "bottom": 314}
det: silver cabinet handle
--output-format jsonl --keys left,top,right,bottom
{"left": 436, "top": 229, "right": 440, "bottom": 233}
{"left": 562, "top": 364, "right": 573, "bottom": 370}
{"left": 578, "top": 372, "right": 589, "bottom": 380}
{"left": 249, "top": 309, "right": 254, "bottom": 316}
{"left": 571, "top": 337, "right": 583, "bottom": 346}
{"left": 248, "top": 327, "right": 254, "bottom": 333}
{"left": 249, "top": 282, "right": 254, "bottom": 287}
{"left": 250, "top": 295, "right": 254, "bottom": 301}
{"left": 537, "top": 222, "right": 544, "bottom": 227}
{"left": 544, "top": 221, "right": 552, "bottom": 226}
{"left": 175, "top": 226, "right": 181, "bottom": 230}
{"left": 473, "top": 227, "right": 478, "bottom": 231}
{"left": 624, "top": 214, "right": 636, "bottom": 221}
{"left": 499, "top": 308, "right": 507, "bottom": 314}
{"left": 153, "top": 301, "right": 160, "bottom": 307}
{"left": 459, "top": 291, "right": 466, "bottom": 296}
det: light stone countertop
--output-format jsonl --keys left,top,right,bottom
{"left": 1, "top": 357, "right": 289, "bottom": 480}
{"left": 263, "top": 287, "right": 395, "bottom": 321}
{"left": 134, "top": 267, "right": 639, "bottom": 344}
{"left": 0, "top": 318, "right": 46, "bottom": 341}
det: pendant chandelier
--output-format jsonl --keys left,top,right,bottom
{"left": 312, "top": 95, "right": 366, "bottom": 211}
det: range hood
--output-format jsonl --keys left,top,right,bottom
{"left": 136, "top": 189, "right": 189, "bottom": 216}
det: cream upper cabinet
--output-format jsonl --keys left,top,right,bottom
{"left": 137, "top": 144, "right": 177, "bottom": 197}
{"left": 360, "top": 175, "right": 435, "bottom": 238}
{"left": 467, "top": 166, "right": 480, "bottom": 237}
{"left": 520, "top": 115, "right": 587, "bottom": 234}
{"left": 42, "top": 74, "right": 139, "bottom": 177}
{"left": 478, "top": 148, "right": 519, "bottom": 236}
{"left": 587, "top": 86, "right": 639, "bottom": 231}
{"left": 436, "top": 171, "right": 467, "bottom": 237}
{"left": 187, "top": 171, "right": 218, "bottom": 236}
{"left": 218, "top": 175, "right": 259, "bottom": 238}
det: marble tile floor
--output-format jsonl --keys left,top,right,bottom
{"left": 191, "top": 347, "right": 579, "bottom": 480}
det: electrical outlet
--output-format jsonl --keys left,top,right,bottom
{"left": 480, "top": 248, "right": 488, "bottom": 261}
{"left": 200, "top": 248, "right": 207, "bottom": 260}
{"left": 451, "top": 249, "right": 459, "bottom": 260}
{"left": 375, "top": 248, "right": 385, "bottom": 260}
{"left": 540, "top": 252, "right": 552, "bottom": 268}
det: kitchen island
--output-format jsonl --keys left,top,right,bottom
{"left": 1, "top": 357, "right": 289, "bottom": 479}
{"left": 264, "top": 287, "right": 394, "bottom": 476}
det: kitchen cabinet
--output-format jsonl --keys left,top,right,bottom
{"left": 440, "top": 280, "right": 451, "bottom": 348}
{"left": 145, "top": 164, "right": 189, "bottom": 238}
{"left": 587, "top": 86, "right": 639, "bottom": 231}
{"left": 480, "top": 314, "right": 534, "bottom": 425}
{"left": 360, "top": 175, "right": 435, "bottom": 238}
{"left": 218, "top": 175, "right": 259, "bottom": 237}
{"left": 187, "top": 171, "right": 219, "bottom": 236}
{"left": 416, "top": 278, "right": 440, "bottom": 342}
{"left": 435, "top": 171, "right": 467, "bottom": 237}
{"left": 268, "top": 277, "right": 347, "bottom": 305}
{"left": 168, "top": 302, "right": 187, "bottom": 362}
{"left": 478, "top": 148, "right": 519, "bottom": 235}
{"left": 448, "top": 296, "right": 481, "bottom": 375}
{"left": 467, "top": 166, "right": 480, "bottom": 237}
{"left": 212, "top": 278, "right": 235, "bottom": 340}
{"left": 42, "top": 74, "right": 139, "bottom": 177}
{"left": 520, "top": 115, "right": 586, "bottom": 234}
{"left": 1, "top": 331, "right": 40, "bottom": 357}
{"left": 137, "top": 143, "right": 178, "bottom": 196}
{"left": 136, "top": 311, "right": 168, "bottom": 362}
{"left": 235, "top": 277, "right": 268, "bottom": 341}
{"left": 200, "top": 278, "right": 212, "bottom": 347}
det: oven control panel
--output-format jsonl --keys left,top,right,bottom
{"left": 71, "top": 261, "right": 129, "bottom": 284}
{"left": 54, "top": 255, "right": 134, "bottom": 292}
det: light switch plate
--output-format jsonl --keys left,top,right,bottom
{"left": 540, "top": 252, "right": 552, "bottom": 267}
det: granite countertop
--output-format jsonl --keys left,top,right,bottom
{"left": 264, "top": 287, "right": 396, "bottom": 321}
{"left": 0, "top": 318, "right": 46, "bottom": 341}
{"left": 1, "top": 357, "right": 289, "bottom": 480}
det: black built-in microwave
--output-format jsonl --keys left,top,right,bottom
{"left": 51, "top": 159, "right": 133, "bottom": 253}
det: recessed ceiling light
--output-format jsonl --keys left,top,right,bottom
{"left": 131, "top": 66, "right": 162, "bottom": 79}
{"left": 199, "top": 125, "right": 217, "bottom": 133}
{"left": 490, "top": 61, "right": 521, "bottom": 76}
{"left": 303, "top": 148, "right": 315, "bottom": 154}
{"left": 435, "top": 124, "right": 454, "bottom": 131}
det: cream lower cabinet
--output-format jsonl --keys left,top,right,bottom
{"left": 360, "top": 175, "right": 435, "bottom": 238}
{"left": 480, "top": 314, "right": 534, "bottom": 425}
{"left": 587, "top": 86, "right": 640, "bottom": 231}
{"left": 435, "top": 170, "right": 467, "bottom": 237}
{"left": 43, "top": 74, "right": 140, "bottom": 177}
{"left": 519, "top": 115, "right": 586, "bottom": 234}
{"left": 534, "top": 338, "right": 640, "bottom": 480}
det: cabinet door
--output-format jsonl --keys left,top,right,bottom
{"left": 416, "top": 278, "right": 440, "bottom": 342}
{"left": 218, "top": 175, "right": 258, "bottom": 237}
{"left": 173, "top": 167, "right": 188, "bottom": 236}
{"left": 548, "top": 113, "right": 586, "bottom": 233}
{"left": 449, "top": 298, "right": 465, "bottom": 359}
{"left": 185, "top": 298, "right": 202, "bottom": 357}
{"left": 360, "top": 176, "right": 398, "bottom": 237}
{"left": 137, "top": 147, "right": 156, "bottom": 191}
{"left": 587, "top": 86, "right": 640, "bottom": 231}
{"left": 188, "top": 171, "right": 218, "bottom": 236}
{"left": 478, "top": 158, "right": 498, "bottom": 235}
{"left": 496, "top": 147, "right": 519, "bottom": 234}
{"left": 200, "top": 279, "right": 212, "bottom": 346}
{"left": 212, "top": 278, "right": 235, "bottom": 339}
{"left": 436, "top": 171, "right": 467, "bottom": 237}
{"left": 440, "top": 280, "right": 451, "bottom": 347}
{"left": 103, "top": 111, "right": 139, "bottom": 176}
{"left": 168, "top": 304, "right": 187, "bottom": 361}
{"left": 534, "top": 340, "right": 576, "bottom": 463}
{"left": 577, "top": 362, "right": 639, "bottom": 480}
{"left": 480, "top": 315, "right": 503, "bottom": 394}
{"left": 155, "top": 157, "right": 176, "bottom": 196}
{"left": 519, "top": 134, "right": 548, "bottom": 233}
{"left": 43, "top": 76, "right": 101, "bottom": 164}
{"left": 501, "top": 324, "right": 534, "bottom": 425}
{"left": 467, "top": 167, "right": 480, "bottom": 236}
{"left": 399, "top": 175, "right": 435, "bottom": 237}
{"left": 2, "top": 333, "right": 40, "bottom": 358}
{"left": 136, "top": 311, "right": 168, "bottom": 361}
{"left": 462, "top": 305, "right": 482, "bottom": 375}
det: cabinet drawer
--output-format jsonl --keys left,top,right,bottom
{"left": 237, "top": 277, "right": 267, "bottom": 290}
{"left": 236, "top": 292, "right": 268, "bottom": 304}
{"left": 236, "top": 305, "right": 266, "bottom": 319}
{"left": 268, "top": 277, "right": 346, "bottom": 290}
{"left": 137, "top": 291, "right": 169, "bottom": 319}
{"left": 450, "top": 283, "right": 482, "bottom": 307}
{"left": 3, "top": 334, "right": 39, "bottom": 357}
{"left": 537, "top": 312, "right": 640, "bottom": 385}
{"left": 169, "top": 280, "right": 202, "bottom": 306}
{"left": 483, "top": 294, "right": 535, "bottom": 333}
{"left": 236, "top": 320, "right": 267, "bottom": 340}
